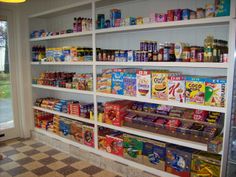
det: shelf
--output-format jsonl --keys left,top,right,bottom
{"left": 96, "top": 92, "right": 226, "bottom": 113}
{"left": 29, "top": 31, "right": 92, "bottom": 42}
{"left": 29, "top": 1, "right": 92, "bottom": 18}
{"left": 95, "top": 62, "right": 228, "bottom": 68}
{"left": 34, "top": 128, "right": 178, "bottom": 177}
{"left": 95, "top": 16, "right": 230, "bottom": 34}
{"left": 127, "top": 109, "right": 221, "bottom": 127}
{"left": 31, "top": 61, "right": 93, "bottom": 66}
{"left": 32, "top": 84, "right": 94, "bottom": 95}
{"left": 97, "top": 122, "right": 208, "bottom": 151}
{"left": 33, "top": 106, "right": 94, "bottom": 124}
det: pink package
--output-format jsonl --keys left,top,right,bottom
{"left": 156, "top": 13, "right": 167, "bottom": 22}
{"left": 149, "top": 12, "right": 157, "bottom": 23}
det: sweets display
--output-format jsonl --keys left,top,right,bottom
{"left": 97, "top": 37, "right": 228, "bottom": 63}
{"left": 35, "top": 97, "right": 94, "bottom": 120}
{"left": 32, "top": 46, "right": 93, "bottom": 62}
{"left": 33, "top": 72, "right": 93, "bottom": 91}
{"left": 97, "top": 69, "right": 227, "bottom": 107}
{"left": 96, "top": 1, "right": 230, "bottom": 29}
{"left": 30, "top": 16, "right": 92, "bottom": 39}
{"left": 98, "top": 100, "right": 223, "bottom": 144}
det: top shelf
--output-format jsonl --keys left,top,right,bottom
{"left": 95, "top": 16, "right": 230, "bottom": 34}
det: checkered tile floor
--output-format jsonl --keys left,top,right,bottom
{"left": 0, "top": 138, "right": 121, "bottom": 177}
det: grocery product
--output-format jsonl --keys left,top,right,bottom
{"left": 191, "top": 152, "right": 221, "bottom": 177}
{"left": 111, "top": 68, "right": 125, "bottom": 95}
{"left": 83, "top": 125, "right": 94, "bottom": 147}
{"left": 185, "top": 76, "right": 205, "bottom": 105}
{"left": 152, "top": 71, "right": 169, "bottom": 100}
{"left": 142, "top": 139, "right": 166, "bottom": 171}
{"left": 124, "top": 72, "right": 136, "bottom": 97}
{"left": 70, "top": 121, "right": 83, "bottom": 143}
{"left": 123, "top": 134, "right": 144, "bottom": 163}
{"left": 215, "top": 0, "right": 230, "bottom": 17}
{"left": 205, "top": 78, "right": 226, "bottom": 107}
{"left": 106, "top": 133, "right": 123, "bottom": 157}
{"left": 168, "top": 75, "right": 185, "bottom": 103}
{"left": 104, "top": 100, "right": 132, "bottom": 126}
{"left": 166, "top": 145, "right": 197, "bottom": 177}
{"left": 136, "top": 70, "right": 151, "bottom": 98}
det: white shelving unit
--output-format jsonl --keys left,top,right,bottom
{"left": 29, "top": 0, "right": 236, "bottom": 176}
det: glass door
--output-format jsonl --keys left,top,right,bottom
{"left": 0, "top": 13, "right": 19, "bottom": 141}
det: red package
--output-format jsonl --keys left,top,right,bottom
{"left": 104, "top": 100, "right": 132, "bottom": 126}
{"left": 167, "top": 10, "right": 175, "bottom": 21}
{"left": 105, "top": 135, "right": 123, "bottom": 157}
{"left": 193, "top": 110, "right": 208, "bottom": 121}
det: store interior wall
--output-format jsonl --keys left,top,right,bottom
{"left": 0, "top": 0, "right": 84, "bottom": 139}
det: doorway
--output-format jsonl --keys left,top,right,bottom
{"left": 0, "top": 11, "right": 20, "bottom": 141}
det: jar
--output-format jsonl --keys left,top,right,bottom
{"left": 190, "top": 46, "right": 198, "bottom": 62}
{"left": 169, "top": 43, "right": 176, "bottom": 61}
{"left": 153, "top": 50, "right": 158, "bottom": 62}
{"left": 158, "top": 44, "right": 164, "bottom": 62}
{"left": 182, "top": 47, "right": 191, "bottom": 62}
{"left": 148, "top": 41, "right": 153, "bottom": 51}
{"left": 163, "top": 42, "right": 170, "bottom": 62}
{"left": 197, "top": 47, "right": 204, "bottom": 62}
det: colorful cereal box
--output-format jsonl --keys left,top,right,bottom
{"left": 136, "top": 70, "right": 151, "bottom": 98}
{"left": 106, "top": 135, "right": 123, "bottom": 157}
{"left": 111, "top": 68, "right": 124, "bottom": 95}
{"left": 46, "top": 48, "right": 54, "bottom": 62}
{"left": 166, "top": 145, "right": 197, "bottom": 177}
{"left": 97, "top": 74, "right": 112, "bottom": 94}
{"left": 142, "top": 139, "right": 166, "bottom": 171}
{"left": 152, "top": 71, "right": 169, "bottom": 100}
{"left": 205, "top": 78, "right": 226, "bottom": 107}
{"left": 168, "top": 76, "right": 185, "bottom": 103}
{"left": 185, "top": 76, "right": 205, "bottom": 105}
{"left": 82, "top": 125, "right": 94, "bottom": 147}
{"left": 124, "top": 72, "right": 136, "bottom": 97}
{"left": 191, "top": 152, "right": 221, "bottom": 177}
{"left": 123, "top": 134, "right": 143, "bottom": 163}
{"left": 54, "top": 48, "right": 63, "bottom": 62}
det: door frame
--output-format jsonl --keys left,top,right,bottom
{"left": 0, "top": 9, "right": 21, "bottom": 141}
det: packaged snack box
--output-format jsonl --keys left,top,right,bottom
{"left": 97, "top": 74, "right": 112, "bottom": 94}
{"left": 136, "top": 70, "right": 151, "bottom": 98}
{"left": 168, "top": 75, "right": 185, "bottom": 103}
{"left": 54, "top": 48, "right": 63, "bottom": 62}
{"left": 106, "top": 134, "right": 123, "bottom": 157}
{"left": 205, "top": 78, "right": 226, "bottom": 107}
{"left": 59, "top": 118, "right": 72, "bottom": 139}
{"left": 46, "top": 48, "right": 54, "bottom": 62}
{"left": 166, "top": 145, "right": 197, "bottom": 177}
{"left": 70, "top": 121, "right": 83, "bottom": 144}
{"left": 191, "top": 151, "right": 221, "bottom": 177}
{"left": 82, "top": 125, "right": 94, "bottom": 147}
{"left": 123, "top": 134, "right": 143, "bottom": 163}
{"left": 104, "top": 100, "right": 132, "bottom": 126}
{"left": 142, "top": 139, "right": 166, "bottom": 171}
{"left": 186, "top": 76, "right": 205, "bottom": 105}
{"left": 124, "top": 72, "right": 136, "bottom": 97}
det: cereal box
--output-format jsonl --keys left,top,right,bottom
{"left": 152, "top": 71, "right": 169, "bottom": 100}
{"left": 54, "top": 48, "right": 63, "bottom": 62}
{"left": 168, "top": 76, "right": 185, "bottom": 103}
{"left": 191, "top": 152, "right": 221, "bottom": 177}
{"left": 124, "top": 72, "right": 136, "bottom": 97}
{"left": 46, "top": 48, "right": 54, "bottom": 62}
{"left": 142, "top": 139, "right": 166, "bottom": 171}
{"left": 70, "top": 121, "right": 83, "bottom": 144}
{"left": 166, "top": 145, "right": 197, "bottom": 177}
{"left": 205, "top": 78, "right": 226, "bottom": 107}
{"left": 136, "top": 70, "right": 151, "bottom": 98}
{"left": 185, "top": 76, "right": 205, "bottom": 105}
{"left": 82, "top": 125, "right": 94, "bottom": 147}
{"left": 106, "top": 135, "right": 123, "bottom": 157}
{"left": 111, "top": 68, "right": 124, "bottom": 95}
{"left": 123, "top": 134, "right": 144, "bottom": 163}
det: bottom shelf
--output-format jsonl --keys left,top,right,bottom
{"left": 34, "top": 128, "right": 178, "bottom": 177}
